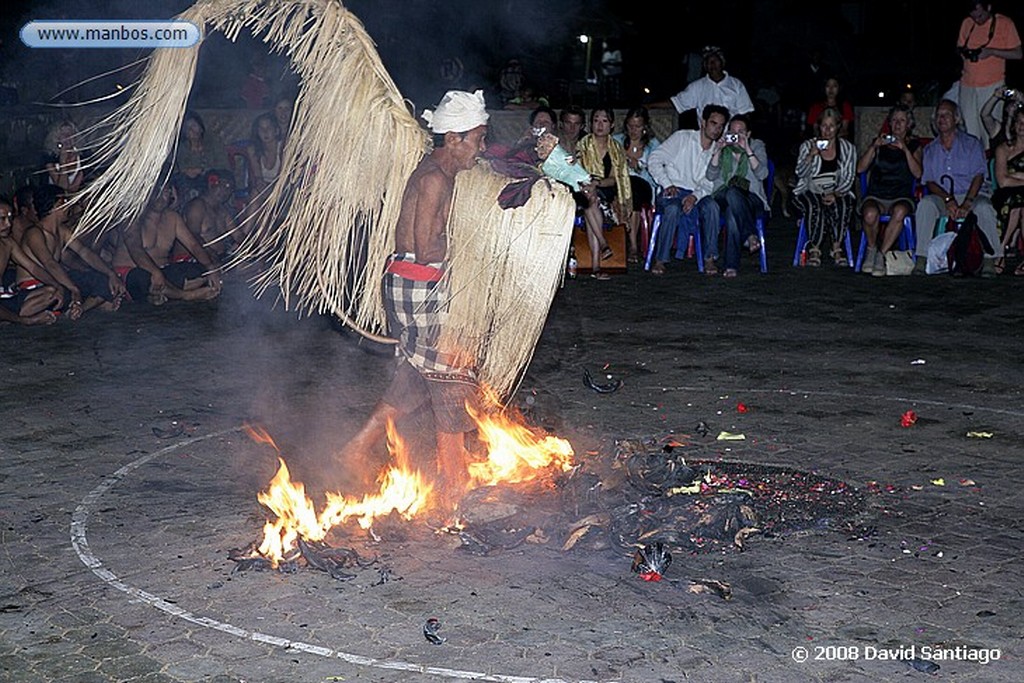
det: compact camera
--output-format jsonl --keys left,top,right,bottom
{"left": 531, "top": 126, "right": 547, "bottom": 137}
{"left": 881, "top": 134, "right": 898, "bottom": 145}
{"left": 1003, "top": 88, "right": 1018, "bottom": 100}
{"left": 959, "top": 46, "right": 982, "bottom": 62}
{"left": 815, "top": 139, "right": 830, "bottom": 150}
{"left": 723, "top": 133, "right": 740, "bottom": 144}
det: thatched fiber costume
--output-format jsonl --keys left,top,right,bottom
{"left": 72, "top": 0, "right": 574, "bottom": 404}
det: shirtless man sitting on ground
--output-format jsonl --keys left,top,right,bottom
{"left": 19, "top": 185, "right": 127, "bottom": 318}
{"left": 182, "top": 170, "right": 241, "bottom": 260}
{"left": 0, "top": 196, "right": 62, "bottom": 325}
{"left": 112, "top": 184, "right": 222, "bottom": 304}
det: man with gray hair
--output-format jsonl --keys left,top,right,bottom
{"left": 338, "top": 90, "right": 489, "bottom": 508}
{"left": 913, "top": 99, "right": 1000, "bottom": 276}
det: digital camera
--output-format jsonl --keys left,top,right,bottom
{"left": 723, "top": 133, "right": 740, "bottom": 144}
{"left": 881, "top": 134, "right": 898, "bottom": 144}
{"left": 815, "top": 139, "right": 830, "bottom": 150}
{"left": 959, "top": 46, "right": 982, "bottom": 62}
{"left": 1003, "top": 88, "right": 1018, "bottom": 100}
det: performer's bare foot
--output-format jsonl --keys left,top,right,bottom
{"left": 182, "top": 285, "right": 220, "bottom": 301}
{"left": 335, "top": 403, "right": 398, "bottom": 490}
{"left": 435, "top": 431, "right": 470, "bottom": 510}
{"left": 23, "top": 310, "right": 58, "bottom": 326}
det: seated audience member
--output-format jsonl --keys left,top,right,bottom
{"left": 992, "top": 103, "right": 1024, "bottom": 273}
{"left": 11, "top": 186, "right": 37, "bottom": 246}
{"left": 174, "top": 111, "right": 229, "bottom": 202}
{"left": 478, "top": 107, "right": 562, "bottom": 211}
{"left": 879, "top": 88, "right": 918, "bottom": 135}
{"left": 487, "top": 105, "right": 558, "bottom": 165}
{"left": 577, "top": 106, "right": 632, "bottom": 280}
{"left": 981, "top": 86, "right": 1024, "bottom": 151}
{"left": 273, "top": 95, "right": 294, "bottom": 144}
{"left": 793, "top": 107, "right": 857, "bottom": 266}
{"left": 183, "top": 170, "right": 241, "bottom": 259}
{"left": 0, "top": 196, "right": 61, "bottom": 325}
{"left": 856, "top": 104, "right": 923, "bottom": 276}
{"left": 558, "top": 105, "right": 586, "bottom": 158}
{"left": 245, "top": 113, "right": 283, "bottom": 197}
{"left": 20, "top": 185, "right": 126, "bottom": 317}
{"left": 44, "top": 121, "right": 84, "bottom": 193}
{"left": 702, "top": 114, "right": 769, "bottom": 277}
{"left": 646, "top": 104, "right": 726, "bottom": 275}
{"left": 112, "top": 184, "right": 222, "bottom": 304}
{"left": 613, "top": 106, "right": 661, "bottom": 262}
{"left": 806, "top": 76, "right": 854, "bottom": 139}
{"left": 655, "top": 46, "right": 753, "bottom": 130}
{"left": 913, "top": 99, "right": 1001, "bottom": 275}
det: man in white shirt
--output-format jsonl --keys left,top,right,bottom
{"left": 661, "top": 47, "right": 754, "bottom": 129}
{"left": 646, "top": 104, "right": 728, "bottom": 275}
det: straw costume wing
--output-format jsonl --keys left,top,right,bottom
{"left": 73, "top": 0, "right": 575, "bottom": 399}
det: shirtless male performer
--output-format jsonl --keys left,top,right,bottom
{"left": 112, "top": 184, "right": 222, "bottom": 304}
{"left": 182, "top": 170, "right": 240, "bottom": 260}
{"left": 19, "top": 185, "right": 127, "bottom": 318}
{"left": 0, "top": 196, "right": 61, "bottom": 325}
{"left": 338, "top": 90, "right": 489, "bottom": 508}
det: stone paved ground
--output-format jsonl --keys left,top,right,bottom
{"left": 2, "top": 222, "right": 1023, "bottom": 683}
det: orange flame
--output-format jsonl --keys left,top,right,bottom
{"left": 246, "top": 391, "right": 574, "bottom": 565}
{"left": 467, "top": 401, "right": 574, "bottom": 487}
{"left": 252, "top": 420, "right": 432, "bottom": 565}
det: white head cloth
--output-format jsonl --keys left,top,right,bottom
{"left": 422, "top": 89, "right": 489, "bottom": 134}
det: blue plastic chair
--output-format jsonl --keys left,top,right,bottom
{"left": 852, "top": 171, "right": 917, "bottom": 271}
{"left": 644, "top": 212, "right": 704, "bottom": 272}
{"left": 792, "top": 217, "right": 855, "bottom": 267}
{"left": 645, "top": 159, "right": 772, "bottom": 274}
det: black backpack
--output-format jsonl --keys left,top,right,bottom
{"left": 947, "top": 211, "right": 994, "bottom": 277}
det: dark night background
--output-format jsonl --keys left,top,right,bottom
{"left": 1, "top": 1, "right": 1023, "bottom": 134}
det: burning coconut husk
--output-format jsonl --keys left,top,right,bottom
{"left": 230, "top": 395, "right": 577, "bottom": 576}
{"left": 546, "top": 435, "right": 865, "bottom": 562}
{"left": 229, "top": 412, "right": 865, "bottom": 590}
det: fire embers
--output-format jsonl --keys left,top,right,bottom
{"left": 631, "top": 542, "right": 672, "bottom": 581}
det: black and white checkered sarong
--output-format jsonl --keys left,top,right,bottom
{"left": 383, "top": 253, "right": 476, "bottom": 384}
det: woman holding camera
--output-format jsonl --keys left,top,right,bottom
{"left": 793, "top": 108, "right": 856, "bottom": 266}
{"left": 980, "top": 86, "right": 1024, "bottom": 152}
{"left": 856, "top": 104, "right": 923, "bottom": 275}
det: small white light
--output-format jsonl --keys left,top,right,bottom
{"left": 578, "top": 35, "right": 589, "bottom": 44}
{"left": 878, "top": 91, "right": 885, "bottom": 99}
{"left": 643, "top": 87, "right": 650, "bottom": 95}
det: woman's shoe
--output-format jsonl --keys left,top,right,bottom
{"left": 872, "top": 249, "right": 887, "bottom": 277}
{"left": 806, "top": 246, "right": 822, "bottom": 267}
{"left": 600, "top": 246, "right": 614, "bottom": 261}
{"left": 590, "top": 271, "right": 611, "bottom": 280}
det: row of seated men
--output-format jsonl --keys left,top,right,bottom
{"left": 0, "top": 170, "right": 238, "bottom": 326}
